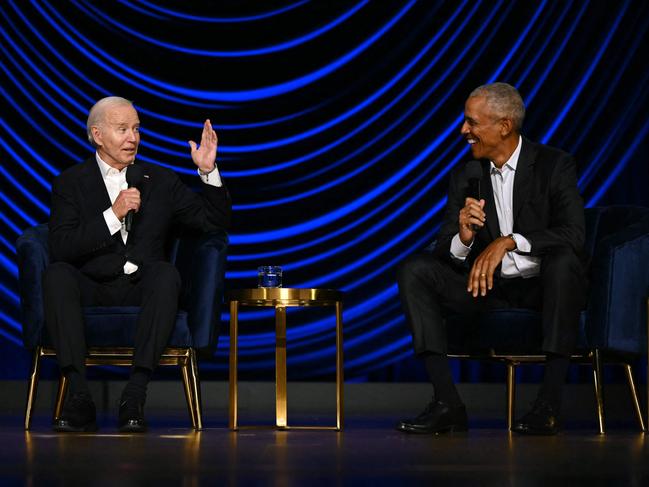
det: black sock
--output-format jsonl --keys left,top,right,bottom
{"left": 422, "top": 353, "right": 463, "bottom": 407}
{"left": 121, "top": 367, "right": 151, "bottom": 404}
{"left": 538, "top": 354, "right": 571, "bottom": 411}
{"left": 64, "top": 366, "right": 89, "bottom": 396}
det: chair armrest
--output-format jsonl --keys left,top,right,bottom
{"left": 586, "top": 215, "right": 649, "bottom": 354}
{"left": 174, "top": 229, "right": 229, "bottom": 353}
{"left": 15, "top": 224, "right": 50, "bottom": 350}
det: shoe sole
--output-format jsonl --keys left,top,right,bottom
{"left": 397, "top": 424, "right": 468, "bottom": 434}
{"left": 511, "top": 427, "right": 560, "bottom": 436}
{"left": 118, "top": 424, "right": 147, "bottom": 433}
{"left": 53, "top": 422, "right": 98, "bottom": 433}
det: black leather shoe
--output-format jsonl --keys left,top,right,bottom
{"left": 53, "top": 392, "right": 97, "bottom": 432}
{"left": 396, "top": 400, "right": 468, "bottom": 434}
{"left": 512, "top": 400, "right": 561, "bottom": 435}
{"left": 118, "top": 397, "right": 147, "bottom": 433}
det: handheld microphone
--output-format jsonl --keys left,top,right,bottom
{"left": 125, "top": 164, "right": 144, "bottom": 233}
{"left": 465, "top": 160, "right": 482, "bottom": 201}
{"left": 464, "top": 160, "right": 482, "bottom": 231}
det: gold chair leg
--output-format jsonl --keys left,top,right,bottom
{"left": 623, "top": 364, "right": 646, "bottom": 432}
{"left": 53, "top": 374, "right": 69, "bottom": 422}
{"left": 506, "top": 362, "right": 516, "bottom": 430}
{"left": 181, "top": 356, "right": 198, "bottom": 430}
{"left": 24, "top": 347, "right": 42, "bottom": 430}
{"left": 229, "top": 300, "right": 239, "bottom": 430}
{"left": 335, "top": 301, "right": 344, "bottom": 431}
{"left": 592, "top": 349, "right": 605, "bottom": 434}
{"left": 188, "top": 348, "right": 203, "bottom": 431}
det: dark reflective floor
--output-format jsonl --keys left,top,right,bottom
{"left": 2, "top": 412, "right": 648, "bottom": 486}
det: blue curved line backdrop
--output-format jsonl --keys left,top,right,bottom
{"left": 1, "top": 1, "right": 648, "bottom": 382}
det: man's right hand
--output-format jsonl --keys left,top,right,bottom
{"left": 112, "top": 188, "right": 141, "bottom": 221}
{"left": 458, "top": 197, "right": 486, "bottom": 245}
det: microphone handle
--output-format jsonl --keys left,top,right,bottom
{"left": 470, "top": 179, "right": 481, "bottom": 231}
{"left": 125, "top": 210, "right": 134, "bottom": 232}
{"left": 124, "top": 178, "right": 139, "bottom": 233}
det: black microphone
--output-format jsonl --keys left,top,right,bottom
{"left": 125, "top": 164, "right": 144, "bottom": 233}
{"left": 465, "top": 160, "right": 482, "bottom": 201}
{"left": 464, "top": 160, "right": 482, "bottom": 231}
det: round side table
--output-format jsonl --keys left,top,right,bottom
{"left": 227, "top": 288, "right": 344, "bottom": 430}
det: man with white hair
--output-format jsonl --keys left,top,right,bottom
{"left": 43, "top": 97, "right": 231, "bottom": 432}
{"left": 396, "top": 83, "right": 586, "bottom": 435}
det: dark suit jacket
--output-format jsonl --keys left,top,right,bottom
{"left": 49, "top": 158, "right": 231, "bottom": 281}
{"left": 434, "top": 137, "right": 585, "bottom": 269}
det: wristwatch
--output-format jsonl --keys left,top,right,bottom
{"left": 506, "top": 233, "right": 517, "bottom": 251}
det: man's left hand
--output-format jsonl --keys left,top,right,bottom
{"left": 189, "top": 119, "right": 218, "bottom": 174}
{"left": 467, "top": 236, "right": 516, "bottom": 297}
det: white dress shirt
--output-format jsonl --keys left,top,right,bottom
{"left": 97, "top": 153, "right": 223, "bottom": 274}
{"left": 450, "top": 136, "right": 541, "bottom": 278}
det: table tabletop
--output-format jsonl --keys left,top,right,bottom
{"left": 227, "top": 287, "right": 343, "bottom": 306}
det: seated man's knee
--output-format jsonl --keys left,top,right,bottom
{"left": 397, "top": 253, "right": 445, "bottom": 288}
{"left": 397, "top": 253, "right": 425, "bottom": 283}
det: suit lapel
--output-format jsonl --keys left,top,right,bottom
{"left": 513, "top": 137, "right": 536, "bottom": 222}
{"left": 480, "top": 159, "right": 500, "bottom": 241}
{"left": 137, "top": 165, "right": 153, "bottom": 208}
{"left": 80, "top": 157, "right": 112, "bottom": 217}
{"left": 127, "top": 163, "right": 152, "bottom": 243}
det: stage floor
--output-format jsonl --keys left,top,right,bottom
{"left": 2, "top": 411, "right": 648, "bottom": 486}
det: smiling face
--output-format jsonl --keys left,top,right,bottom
{"left": 460, "top": 95, "right": 516, "bottom": 167}
{"left": 91, "top": 104, "right": 140, "bottom": 170}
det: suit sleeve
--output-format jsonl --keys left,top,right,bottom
{"left": 525, "top": 155, "right": 585, "bottom": 256}
{"left": 170, "top": 172, "right": 232, "bottom": 232}
{"left": 48, "top": 175, "right": 115, "bottom": 263}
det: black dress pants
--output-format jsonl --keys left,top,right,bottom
{"left": 43, "top": 261, "right": 181, "bottom": 373}
{"left": 396, "top": 248, "right": 586, "bottom": 357}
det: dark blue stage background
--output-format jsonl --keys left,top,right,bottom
{"left": 1, "top": 1, "right": 648, "bottom": 383}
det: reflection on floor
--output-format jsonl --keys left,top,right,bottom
{"left": 2, "top": 411, "right": 648, "bottom": 485}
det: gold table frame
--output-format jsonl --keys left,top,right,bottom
{"left": 227, "top": 288, "right": 344, "bottom": 431}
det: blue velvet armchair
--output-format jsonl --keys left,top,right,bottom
{"left": 445, "top": 206, "right": 649, "bottom": 433}
{"left": 16, "top": 224, "right": 229, "bottom": 431}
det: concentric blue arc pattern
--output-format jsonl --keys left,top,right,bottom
{"left": 1, "top": 1, "right": 648, "bottom": 382}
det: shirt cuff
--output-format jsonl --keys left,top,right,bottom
{"left": 450, "top": 233, "right": 472, "bottom": 261}
{"left": 511, "top": 233, "right": 532, "bottom": 253}
{"left": 123, "top": 261, "right": 139, "bottom": 275}
{"left": 103, "top": 208, "right": 122, "bottom": 235}
{"left": 198, "top": 166, "right": 223, "bottom": 187}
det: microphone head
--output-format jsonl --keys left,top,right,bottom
{"left": 464, "top": 160, "right": 482, "bottom": 180}
{"left": 126, "top": 164, "right": 145, "bottom": 188}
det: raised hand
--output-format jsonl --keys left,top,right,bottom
{"left": 188, "top": 119, "right": 218, "bottom": 174}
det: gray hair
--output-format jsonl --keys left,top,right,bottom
{"left": 86, "top": 96, "right": 134, "bottom": 147}
{"left": 469, "top": 82, "right": 525, "bottom": 132}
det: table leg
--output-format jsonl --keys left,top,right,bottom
{"left": 335, "top": 301, "right": 344, "bottom": 431}
{"left": 275, "top": 305, "right": 287, "bottom": 428}
{"left": 229, "top": 300, "right": 239, "bottom": 430}
{"left": 506, "top": 363, "right": 516, "bottom": 431}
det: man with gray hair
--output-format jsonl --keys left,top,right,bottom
{"left": 396, "top": 82, "right": 586, "bottom": 435}
{"left": 43, "top": 96, "right": 231, "bottom": 432}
